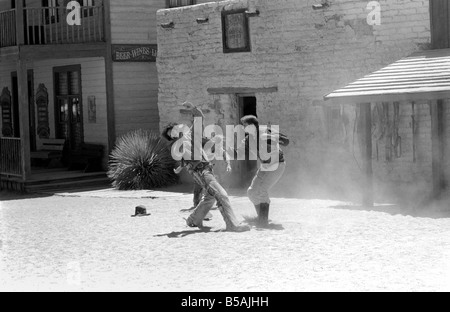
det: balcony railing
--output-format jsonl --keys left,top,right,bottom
{"left": 0, "top": 5, "right": 105, "bottom": 48}
{"left": 0, "top": 137, "right": 22, "bottom": 177}
{"left": 0, "top": 9, "right": 16, "bottom": 48}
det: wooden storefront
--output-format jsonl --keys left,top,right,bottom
{"left": 0, "top": 0, "right": 166, "bottom": 192}
{"left": 325, "top": 48, "right": 450, "bottom": 206}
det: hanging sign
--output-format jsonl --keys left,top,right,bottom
{"left": 112, "top": 44, "right": 157, "bottom": 62}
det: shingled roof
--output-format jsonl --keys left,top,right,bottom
{"left": 324, "top": 48, "right": 450, "bottom": 104}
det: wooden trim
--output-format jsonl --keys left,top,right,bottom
{"left": 103, "top": 0, "right": 115, "bottom": 154}
{"left": 0, "top": 46, "right": 20, "bottom": 60}
{"left": 361, "top": 102, "right": 373, "bottom": 207}
{"left": 18, "top": 43, "right": 107, "bottom": 60}
{"left": 431, "top": 99, "right": 445, "bottom": 199}
{"left": 15, "top": 0, "right": 24, "bottom": 45}
{"left": 208, "top": 87, "right": 278, "bottom": 94}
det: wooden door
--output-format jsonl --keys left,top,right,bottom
{"left": 54, "top": 65, "right": 84, "bottom": 152}
{"left": 430, "top": 0, "right": 450, "bottom": 49}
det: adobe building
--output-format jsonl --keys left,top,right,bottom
{"left": 0, "top": 0, "right": 168, "bottom": 191}
{"left": 156, "top": 0, "right": 446, "bottom": 204}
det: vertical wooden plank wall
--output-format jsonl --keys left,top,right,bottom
{"left": 109, "top": 0, "right": 165, "bottom": 137}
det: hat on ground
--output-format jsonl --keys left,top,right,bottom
{"left": 131, "top": 205, "right": 151, "bottom": 217}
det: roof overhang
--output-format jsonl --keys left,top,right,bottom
{"left": 324, "top": 48, "right": 450, "bottom": 104}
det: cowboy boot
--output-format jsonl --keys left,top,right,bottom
{"left": 254, "top": 204, "right": 261, "bottom": 217}
{"left": 258, "top": 203, "right": 270, "bottom": 227}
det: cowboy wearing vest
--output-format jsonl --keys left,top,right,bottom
{"left": 241, "top": 115, "right": 289, "bottom": 227}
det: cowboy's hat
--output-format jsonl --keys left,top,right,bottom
{"left": 131, "top": 205, "right": 151, "bottom": 217}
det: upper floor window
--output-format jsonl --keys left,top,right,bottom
{"left": 222, "top": 9, "right": 251, "bottom": 53}
{"left": 167, "top": 0, "right": 196, "bottom": 8}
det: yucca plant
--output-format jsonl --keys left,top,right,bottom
{"left": 108, "top": 130, "right": 179, "bottom": 190}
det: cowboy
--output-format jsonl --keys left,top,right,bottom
{"left": 240, "top": 115, "right": 289, "bottom": 227}
{"left": 162, "top": 107, "right": 250, "bottom": 233}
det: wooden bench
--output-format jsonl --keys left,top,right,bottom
{"left": 31, "top": 139, "right": 66, "bottom": 168}
{"left": 68, "top": 143, "right": 104, "bottom": 173}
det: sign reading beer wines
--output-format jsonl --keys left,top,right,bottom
{"left": 112, "top": 44, "right": 157, "bottom": 62}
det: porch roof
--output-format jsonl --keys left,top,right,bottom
{"left": 324, "top": 48, "right": 450, "bottom": 104}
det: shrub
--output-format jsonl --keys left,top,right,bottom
{"left": 108, "top": 130, "right": 178, "bottom": 190}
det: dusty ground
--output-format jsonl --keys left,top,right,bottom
{"left": 1, "top": 186, "right": 450, "bottom": 292}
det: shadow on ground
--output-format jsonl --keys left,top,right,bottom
{"left": 0, "top": 191, "right": 54, "bottom": 202}
{"left": 154, "top": 228, "right": 223, "bottom": 238}
{"left": 329, "top": 202, "right": 450, "bottom": 219}
{"left": 243, "top": 216, "right": 285, "bottom": 231}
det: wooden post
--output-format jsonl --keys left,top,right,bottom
{"left": 361, "top": 103, "right": 374, "bottom": 207}
{"left": 17, "top": 59, "right": 31, "bottom": 181}
{"left": 430, "top": 100, "right": 444, "bottom": 199}
{"left": 103, "top": 0, "right": 116, "bottom": 154}
{"left": 15, "top": 0, "right": 25, "bottom": 45}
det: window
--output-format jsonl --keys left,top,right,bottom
{"left": 222, "top": 9, "right": 251, "bottom": 53}
{"left": 167, "top": 0, "right": 195, "bottom": 8}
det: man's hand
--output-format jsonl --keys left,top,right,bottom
{"left": 174, "top": 166, "right": 183, "bottom": 175}
{"left": 226, "top": 164, "right": 232, "bottom": 173}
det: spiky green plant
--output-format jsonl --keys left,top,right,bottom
{"left": 108, "top": 130, "right": 179, "bottom": 190}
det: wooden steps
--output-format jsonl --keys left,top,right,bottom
{"left": 0, "top": 169, "right": 111, "bottom": 193}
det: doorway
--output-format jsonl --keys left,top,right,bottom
{"left": 236, "top": 95, "right": 258, "bottom": 188}
{"left": 53, "top": 65, "right": 84, "bottom": 153}
{"left": 11, "top": 70, "right": 36, "bottom": 151}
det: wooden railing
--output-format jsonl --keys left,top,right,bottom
{"left": 0, "top": 9, "right": 16, "bottom": 48}
{"left": 0, "top": 137, "right": 22, "bottom": 177}
{"left": 24, "top": 5, "right": 105, "bottom": 45}
{"left": 0, "top": 5, "right": 105, "bottom": 47}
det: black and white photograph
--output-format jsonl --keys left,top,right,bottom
{"left": 1, "top": 0, "right": 450, "bottom": 295}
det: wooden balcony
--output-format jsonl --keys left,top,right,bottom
{"left": 0, "top": 5, "right": 105, "bottom": 49}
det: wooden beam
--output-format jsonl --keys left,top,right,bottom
{"left": 207, "top": 87, "right": 278, "bottom": 94}
{"left": 17, "top": 60, "right": 31, "bottom": 180}
{"left": 104, "top": 0, "right": 116, "bottom": 154}
{"left": 0, "top": 46, "right": 20, "bottom": 61}
{"left": 324, "top": 90, "right": 450, "bottom": 105}
{"left": 430, "top": 100, "right": 445, "bottom": 199}
{"left": 15, "top": 0, "right": 24, "bottom": 45}
{"left": 361, "top": 102, "right": 374, "bottom": 207}
{"left": 19, "top": 43, "right": 107, "bottom": 61}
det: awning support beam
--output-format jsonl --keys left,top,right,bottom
{"left": 361, "top": 103, "right": 374, "bottom": 207}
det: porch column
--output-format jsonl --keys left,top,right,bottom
{"left": 361, "top": 102, "right": 374, "bottom": 207}
{"left": 15, "top": 0, "right": 25, "bottom": 45}
{"left": 103, "top": 0, "right": 116, "bottom": 154}
{"left": 17, "top": 60, "right": 31, "bottom": 180}
{"left": 430, "top": 100, "right": 444, "bottom": 199}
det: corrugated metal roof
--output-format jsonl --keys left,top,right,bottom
{"left": 324, "top": 48, "right": 450, "bottom": 103}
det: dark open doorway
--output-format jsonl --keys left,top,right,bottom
{"left": 237, "top": 95, "right": 258, "bottom": 188}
